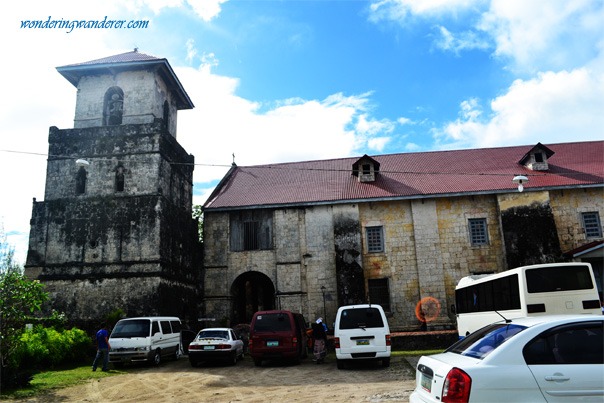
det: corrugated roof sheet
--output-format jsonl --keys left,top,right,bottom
{"left": 204, "top": 141, "right": 604, "bottom": 210}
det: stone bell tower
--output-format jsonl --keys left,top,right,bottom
{"left": 25, "top": 50, "right": 202, "bottom": 328}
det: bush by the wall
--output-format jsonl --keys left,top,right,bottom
{"left": 15, "top": 326, "right": 92, "bottom": 370}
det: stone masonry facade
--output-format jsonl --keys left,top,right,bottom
{"left": 204, "top": 186, "right": 603, "bottom": 331}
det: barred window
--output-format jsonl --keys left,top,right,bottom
{"left": 469, "top": 218, "right": 488, "bottom": 246}
{"left": 230, "top": 210, "right": 273, "bottom": 251}
{"left": 243, "top": 221, "right": 259, "bottom": 250}
{"left": 366, "top": 226, "right": 384, "bottom": 253}
{"left": 582, "top": 212, "right": 602, "bottom": 238}
{"left": 368, "top": 278, "right": 391, "bottom": 312}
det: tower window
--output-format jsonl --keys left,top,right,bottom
{"left": 115, "top": 166, "right": 125, "bottom": 192}
{"left": 163, "top": 100, "right": 170, "bottom": 131}
{"left": 103, "top": 87, "right": 124, "bottom": 126}
{"left": 76, "top": 167, "right": 87, "bottom": 194}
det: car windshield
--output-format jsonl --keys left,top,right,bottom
{"left": 253, "top": 314, "right": 292, "bottom": 332}
{"left": 447, "top": 323, "right": 526, "bottom": 359}
{"left": 339, "top": 308, "right": 384, "bottom": 329}
{"left": 110, "top": 319, "right": 151, "bottom": 338}
{"left": 198, "top": 330, "right": 228, "bottom": 339}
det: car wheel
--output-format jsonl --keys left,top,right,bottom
{"left": 173, "top": 347, "right": 181, "bottom": 361}
{"left": 153, "top": 349, "right": 161, "bottom": 366}
{"left": 336, "top": 359, "right": 345, "bottom": 370}
{"left": 253, "top": 358, "right": 262, "bottom": 367}
{"left": 382, "top": 357, "right": 390, "bottom": 368}
{"left": 230, "top": 351, "right": 237, "bottom": 366}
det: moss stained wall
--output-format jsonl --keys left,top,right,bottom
{"left": 498, "top": 192, "right": 563, "bottom": 268}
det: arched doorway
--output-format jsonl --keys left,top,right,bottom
{"left": 231, "top": 271, "right": 275, "bottom": 324}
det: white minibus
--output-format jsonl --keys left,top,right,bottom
{"left": 454, "top": 263, "right": 601, "bottom": 338}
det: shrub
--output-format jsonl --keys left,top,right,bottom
{"left": 15, "top": 326, "right": 92, "bottom": 370}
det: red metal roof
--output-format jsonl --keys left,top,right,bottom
{"left": 204, "top": 141, "right": 604, "bottom": 210}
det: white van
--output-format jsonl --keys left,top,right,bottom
{"left": 109, "top": 316, "right": 182, "bottom": 366}
{"left": 334, "top": 304, "right": 391, "bottom": 369}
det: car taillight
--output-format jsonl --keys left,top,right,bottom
{"left": 188, "top": 344, "right": 201, "bottom": 350}
{"left": 248, "top": 338, "right": 254, "bottom": 350}
{"left": 293, "top": 337, "right": 298, "bottom": 345}
{"left": 442, "top": 367, "right": 471, "bottom": 403}
{"left": 385, "top": 334, "right": 391, "bottom": 346}
{"left": 216, "top": 344, "right": 230, "bottom": 349}
{"left": 334, "top": 337, "right": 340, "bottom": 349}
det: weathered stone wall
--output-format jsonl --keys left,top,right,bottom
{"left": 549, "top": 188, "right": 604, "bottom": 252}
{"left": 44, "top": 122, "right": 193, "bottom": 209}
{"left": 360, "top": 200, "right": 420, "bottom": 329}
{"left": 73, "top": 70, "right": 178, "bottom": 136}
{"left": 498, "top": 191, "right": 562, "bottom": 268}
{"left": 202, "top": 188, "right": 600, "bottom": 331}
{"left": 302, "top": 206, "right": 338, "bottom": 324}
{"left": 26, "top": 122, "right": 200, "bottom": 327}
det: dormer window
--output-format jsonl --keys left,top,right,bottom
{"left": 352, "top": 155, "right": 380, "bottom": 183}
{"left": 518, "top": 143, "right": 554, "bottom": 171}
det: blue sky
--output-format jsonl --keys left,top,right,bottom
{"left": 1, "top": 0, "right": 603, "bottom": 264}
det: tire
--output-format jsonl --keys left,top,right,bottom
{"left": 153, "top": 349, "right": 161, "bottom": 366}
{"left": 173, "top": 347, "right": 181, "bottom": 361}
{"left": 382, "top": 357, "right": 390, "bottom": 368}
{"left": 253, "top": 358, "right": 262, "bottom": 367}
{"left": 229, "top": 351, "right": 238, "bottom": 366}
{"left": 336, "top": 359, "right": 345, "bottom": 370}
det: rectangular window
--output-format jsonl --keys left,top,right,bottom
{"left": 582, "top": 212, "right": 602, "bottom": 238}
{"left": 366, "top": 226, "right": 384, "bottom": 253}
{"left": 368, "top": 278, "right": 391, "bottom": 312}
{"left": 469, "top": 218, "right": 489, "bottom": 246}
{"left": 230, "top": 210, "right": 273, "bottom": 251}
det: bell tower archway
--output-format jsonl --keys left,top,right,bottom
{"left": 231, "top": 271, "right": 275, "bottom": 324}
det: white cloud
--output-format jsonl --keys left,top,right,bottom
{"left": 176, "top": 62, "right": 388, "bottom": 178}
{"left": 186, "top": 0, "right": 229, "bottom": 21}
{"left": 434, "top": 68, "right": 604, "bottom": 149}
{"left": 434, "top": 25, "right": 490, "bottom": 54}
{"left": 369, "top": 0, "right": 481, "bottom": 20}
{"left": 480, "top": 0, "right": 604, "bottom": 72}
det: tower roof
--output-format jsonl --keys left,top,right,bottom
{"left": 56, "top": 49, "right": 194, "bottom": 110}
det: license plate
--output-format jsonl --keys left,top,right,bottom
{"left": 356, "top": 340, "right": 369, "bottom": 345}
{"left": 421, "top": 373, "right": 432, "bottom": 392}
{"left": 203, "top": 346, "right": 215, "bottom": 350}
{"left": 267, "top": 341, "right": 279, "bottom": 347}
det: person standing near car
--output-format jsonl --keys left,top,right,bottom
{"left": 312, "top": 318, "right": 327, "bottom": 364}
{"left": 92, "top": 323, "right": 111, "bottom": 372}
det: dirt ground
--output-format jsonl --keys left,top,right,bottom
{"left": 14, "top": 354, "right": 418, "bottom": 402}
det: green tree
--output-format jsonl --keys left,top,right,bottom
{"left": 193, "top": 204, "right": 204, "bottom": 243}
{"left": 0, "top": 227, "right": 49, "bottom": 385}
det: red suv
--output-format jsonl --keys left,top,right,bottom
{"left": 248, "top": 310, "right": 308, "bottom": 366}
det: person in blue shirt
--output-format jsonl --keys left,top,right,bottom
{"left": 92, "top": 323, "right": 111, "bottom": 372}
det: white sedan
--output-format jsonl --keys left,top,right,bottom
{"left": 410, "top": 315, "right": 604, "bottom": 402}
{"left": 188, "top": 327, "right": 244, "bottom": 366}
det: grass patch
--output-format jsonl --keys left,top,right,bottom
{"left": 1, "top": 366, "right": 124, "bottom": 400}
